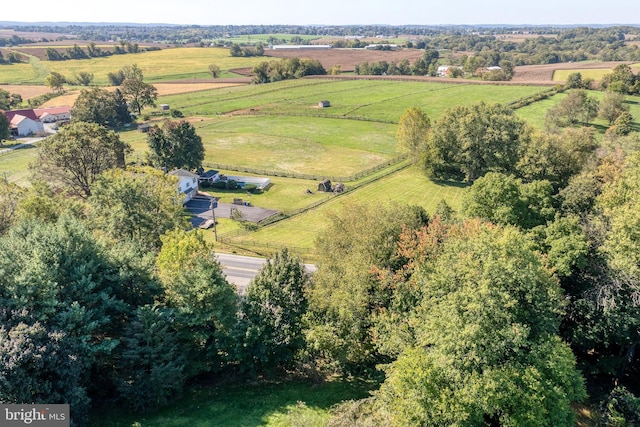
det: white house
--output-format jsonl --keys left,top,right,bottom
{"left": 436, "top": 66, "right": 450, "bottom": 77}
{"left": 169, "top": 169, "right": 200, "bottom": 203}
{"left": 3, "top": 109, "right": 45, "bottom": 136}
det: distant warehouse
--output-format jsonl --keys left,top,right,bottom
{"left": 270, "top": 44, "right": 332, "bottom": 50}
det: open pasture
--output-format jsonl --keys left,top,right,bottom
{"left": 120, "top": 114, "right": 399, "bottom": 177}
{"left": 161, "top": 78, "right": 545, "bottom": 122}
{"left": 553, "top": 64, "right": 640, "bottom": 82}
{"left": 36, "top": 81, "right": 246, "bottom": 108}
{"left": 0, "top": 47, "right": 266, "bottom": 85}
{"left": 223, "top": 166, "right": 467, "bottom": 255}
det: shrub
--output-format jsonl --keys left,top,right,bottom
{"left": 170, "top": 109, "right": 184, "bottom": 118}
{"left": 226, "top": 179, "right": 238, "bottom": 190}
{"left": 245, "top": 183, "right": 258, "bottom": 193}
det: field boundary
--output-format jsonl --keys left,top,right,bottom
{"left": 203, "top": 152, "right": 410, "bottom": 182}
{"left": 217, "top": 158, "right": 413, "bottom": 251}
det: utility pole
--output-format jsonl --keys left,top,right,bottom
{"left": 210, "top": 198, "right": 218, "bottom": 242}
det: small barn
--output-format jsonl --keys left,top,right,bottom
{"left": 318, "top": 179, "right": 332, "bottom": 192}
{"left": 318, "top": 100, "right": 330, "bottom": 108}
{"left": 160, "top": 104, "right": 170, "bottom": 111}
{"left": 138, "top": 123, "right": 151, "bottom": 133}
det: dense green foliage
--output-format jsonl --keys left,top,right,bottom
{"left": 378, "top": 225, "right": 585, "bottom": 426}
{"left": 71, "top": 87, "right": 132, "bottom": 128}
{"left": 34, "top": 121, "right": 130, "bottom": 198}
{"left": 252, "top": 57, "right": 326, "bottom": 84}
{"left": 146, "top": 119, "right": 205, "bottom": 170}
{"left": 424, "top": 102, "right": 529, "bottom": 181}
{"left": 240, "top": 249, "right": 310, "bottom": 372}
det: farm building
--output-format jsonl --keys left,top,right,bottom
{"left": 159, "top": 104, "right": 170, "bottom": 111}
{"left": 3, "top": 109, "right": 45, "bottom": 136}
{"left": 318, "top": 179, "right": 332, "bottom": 192}
{"left": 198, "top": 169, "right": 220, "bottom": 183}
{"left": 270, "top": 44, "right": 332, "bottom": 50}
{"left": 318, "top": 100, "right": 330, "bottom": 108}
{"left": 169, "top": 169, "right": 200, "bottom": 203}
{"left": 364, "top": 44, "right": 398, "bottom": 50}
{"left": 138, "top": 123, "right": 151, "bottom": 133}
{"left": 34, "top": 106, "right": 71, "bottom": 123}
{"left": 436, "top": 65, "right": 463, "bottom": 77}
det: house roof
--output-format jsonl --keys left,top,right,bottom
{"left": 169, "top": 169, "right": 200, "bottom": 179}
{"left": 4, "top": 109, "right": 40, "bottom": 123}
{"left": 33, "top": 106, "right": 71, "bottom": 118}
{"left": 10, "top": 114, "right": 36, "bottom": 126}
{"left": 200, "top": 170, "right": 219, "bottom": 178}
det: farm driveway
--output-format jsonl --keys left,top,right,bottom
{"left": 185, "top": 195, "right": 279, "bottom": 227}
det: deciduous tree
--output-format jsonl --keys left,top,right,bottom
{"left": 121, "top": 78, "right": 158, "bottom": 114}
{"left": 147, "top": 119, "right": 204, "bottom": 170}
{"left": 378, "top": 226, "right": 586, "bottom": 427}
{"left": 208, "top": 64, "right": 221, "bottom": 78}
{"left": 88, "top": 167, "right": 188, "bottom": 249}
{"left": 425, "top": 102, "right": 529, "bottom": 181}
{"left": 44, "top": 71, "right": 66, "bottom": 93}
{"left": 241, "top": 248, "right": 309, "bottom": 372}
{"left": 72, "top": 87, "right": 132, "bottom": 128}
{"left": 396, "top": 107, "right": 430, "bottom": 161}
{"left": 34, "top": 121, "right": 130, "bottom": 198}
{"left": 156, "top": 229, "right": 238, "bottom": 376}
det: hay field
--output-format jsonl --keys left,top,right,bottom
{"left": 512, "top": 61, "right": 638, "bottom": 84}
{"left": 0, "top": 84, "right": 52, "bottom": 99}
{"left": 553, "top": 63, "right": 640, "bottom": 82}
{"left": 38, "top": 82, "right": 247, "bottom": 107}
{"left": 0, "top": 47, "right": 266, "bottom": 85}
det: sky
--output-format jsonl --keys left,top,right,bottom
{"left": 5, "top": 0, "right": 640, "bottom": 26}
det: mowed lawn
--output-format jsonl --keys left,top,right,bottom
{"left": 223, "top": 166, "right": 467, "bottom": 255}
{"left": 91, "top": 378, "right": 374, "bottom": 427}
{"left": 0, "top": 47, "right": 265, "bottom": 85}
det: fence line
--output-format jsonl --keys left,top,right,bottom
{"left": 218, "top": 158, "right": 413, "bottom": 243}
{"left": 203, "top": 153, "right": 409, "bottom": 183}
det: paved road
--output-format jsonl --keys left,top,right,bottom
{"left": 0, "top": 136, "right": 44, "bottom": 155}
{"left": 216, "top": 253, "right": 317, "bottom": 293}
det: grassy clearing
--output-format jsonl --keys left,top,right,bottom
{"left": 516, "top": 90, "right": 640, "bottom": 132}
{"left": 552, "top": 63, "right": 640, "bottom": 81}
{"left": 553, "top": 68, "right": 613, "bottom": 82}
{"left": 91, "top": 377, "right": 374, "bottom": 427}
{"left": 0, "top": 145, "right": 38, "bottom": 186}
{"left": 223, "top": 166, "right": 467, "bottom": 257}
{"left": 0, "top": 48, "right": 265, "bottom": 85}
{"left": 161, "top": 79, "right": 545, "bottom": 123}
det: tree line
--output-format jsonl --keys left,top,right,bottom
{"left": 43, "top": 41, "right": 146, "bottom": 61}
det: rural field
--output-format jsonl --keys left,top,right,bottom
{"left": 2, "top": 51, "right": 634, "bottom": 257}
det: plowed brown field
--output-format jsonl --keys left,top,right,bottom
{"left": 265, "top": 48, "right": 424, "bottom": 72}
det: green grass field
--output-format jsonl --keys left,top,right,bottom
{"left": 552, "top": 63, "right": 640, "bottom": 82}
{"left": 0, "top": 47, "right": 265, "bottom": 85}
{"left": 0, "top": 78, "right": 570, "bottom": 259}
{"left": 516, "top": 89, "right": 640, "bottom": 132}
{"left": 159, "top": 78, "right": 545, "bottom": 122}
{"left": 221, "top": 166, "right": 467, "bottom": 258}
{"left": 91, "top": 378, "right": 374, "bottom": 427}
